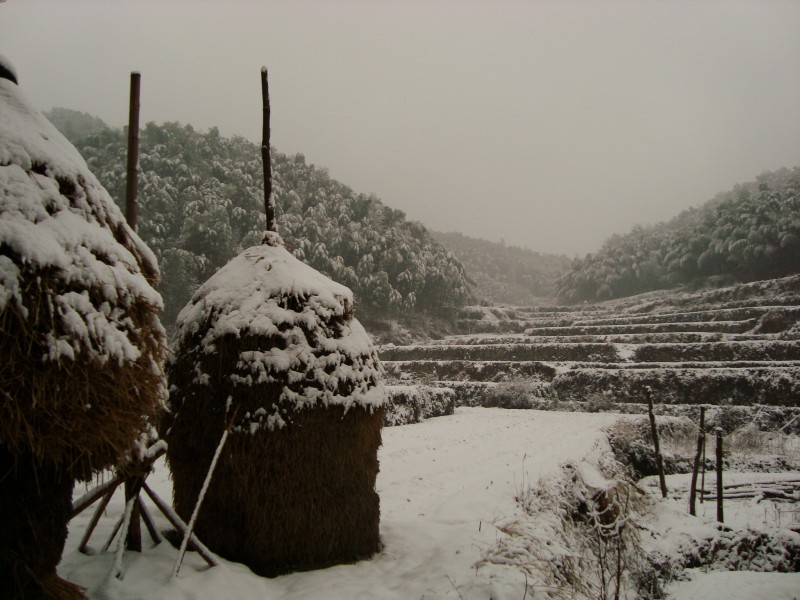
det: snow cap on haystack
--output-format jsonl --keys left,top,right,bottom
{"left": 0, "top": 60, "right": 167, "bottom": 478}
{"left": 170, "top": 233, "right": 386, "bottom": 430}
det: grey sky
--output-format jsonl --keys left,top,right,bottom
{"left": 2, "top": 0, "right": 799, "bottom": 256}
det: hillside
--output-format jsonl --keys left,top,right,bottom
{"left": 556, "top": 167, "right": 800, "bottom": 303}
{"left": 67, "top": 120, "right": 471, "bottom": 327}
{"left": 431, "top": 231, "right": 570, "bottom": 304}
{"left": 43, "top": 107, "right": 109, "bottom": 142}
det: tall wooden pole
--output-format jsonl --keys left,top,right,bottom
{"left": 715, "top": 427, "right": 724, "bottom": 523}
{"left": 123, "top": 71, "right": 142, "bottom": 551}
{"left": 700, "top": 424, "right": 707, "bottom": 503}
{"left": 261, "top": 68, "right": 275, "bottom": 233}
{"left": 125, "top": 72, "right": 141, "bottom": 231}
{"left": 689, "top": 406, "right": 705, "bottom": 515}
{"left": 646, "top": 388, "right": 668, "bottom": 499}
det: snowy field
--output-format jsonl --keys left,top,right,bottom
{"left": 60, "top": 408, "right": 800, "bottom": 599}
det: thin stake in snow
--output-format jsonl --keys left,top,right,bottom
{"left": 646, "top": 387, "right": 667, "bottom": 498}
{"left": 141, "top": 483, "right": 218, "bottom": 568}
{"left": 261, "top": 67, "right": 275, "bottom": 233}
{"left": 689, "top": 406, "right": 705, "bottom": 516}
{"left": 779, "top": 412, "right": 800, "bottom": 433}
{"left": 173, "top": 409, "right": 236, "bottom": 577}
{"left": 715, "top": 427, "right": 724, "bottom": 523}
{"left": 111, "top": 495, "right": 138, "bottom": 580}
{"left": 700, "top": 418, "right": 707, "bottom": 504}
{"left": 125, "top": 71, "right": 141, "bottom": 230}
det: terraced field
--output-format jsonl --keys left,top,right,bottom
{"left": 381, "top": 275, "right": 800, "bottom": 415}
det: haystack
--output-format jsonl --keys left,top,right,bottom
{"left": 0, "top": 57, "right": 167, "bottom": 597}
{"left": 165, "top": 231, "right": 386, "bottom": 577}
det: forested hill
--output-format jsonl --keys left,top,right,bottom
{"left": 431, "top": 231, "right": 570, "bottom": 304}
{"left": 556, "top": 167, "right": 800, "bottom": 304}
{"left": 65, "top": 117, "right": 471, "bottom": 327}
{"left": 43, "top": 107, "right": 108, "bottom": 142}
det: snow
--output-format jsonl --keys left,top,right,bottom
{"left": 0, "top": 74, "right": 164, "bottom": 367}
{"left": 172, "top": 243, "right": 386, "bottom": 417}
{"left": 61, "top": 408, "right": 620, "bottom": 599}
{"left": 59, "top": 408, "right": 800, "bottom": 598}
{"left": 667, "top": 571, "right": 800, "bottom": 599}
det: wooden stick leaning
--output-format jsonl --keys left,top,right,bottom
{"left": 78, "top": 487, "right": 117, "bottom": 554}
{"left": 140, "top": 482, "right": 218, "bottom": 568}
{"left": 172, "top": 408, "right": 236, "bottom": 577}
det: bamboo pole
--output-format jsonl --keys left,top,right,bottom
{"left": 78, "top": 487, "right": 117, "bottom": 553}
{"left": 143, "top": 482, "right": 218, "bottom": 568}
{"left": 715, "top": 427, "right": 724, "bottom": 523}
{"left": 689, "top": 407, "right": 705, "bottom": 515}
{"left": 137, "top": 496, "right": 162, "bottom": 544}
{"left": 700, "top": 423, "right": 707, "bottom": 504}
{"left": 123, "top": 71, "right": 144, "bottom": 552}
{"left": 646, "top": 388, "right": 668, "bottom": 498}
{"left": 125, "top": 72, "right": 141, "bottom": 230}
{"left": 173, "top": 427, "right": 230, "bottom": 577}
{"left": 261, "top": 67, "right": 275, "bottom": 233}
{"left": 101, "top": 514, "right": 125, "bottom": 553}
{"left": 71, "top": 474, "right": 124, "bottom": 518}
{"left": 124, "top": 478, "right": 143, "bottom": 551}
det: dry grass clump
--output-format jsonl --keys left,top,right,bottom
{"left": 0, "top": 286, "right": 165, "bottom": 480}
{"left": 482, "top": 458, "right": 655, "bottom": 600}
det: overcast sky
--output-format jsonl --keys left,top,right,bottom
{"left": 2, "top": 0, "right": 799, "bottom": 256}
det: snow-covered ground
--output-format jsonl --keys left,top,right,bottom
{"left": 60, "top": 408, "right": 800, "bottom": 599}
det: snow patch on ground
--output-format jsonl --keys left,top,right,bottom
{"left": 60, "top": 409, "right": 800, "bottom": 599}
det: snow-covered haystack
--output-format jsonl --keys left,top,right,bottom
{"left": 165, "top": 233, "right": 386, "bottom": 577}
{"left": 0, "top": 59, "right": 166, "bottom": 598}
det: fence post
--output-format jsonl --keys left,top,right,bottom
{"left": 646, "top": 388, "right": 667, "bottom": 498}
{"left": 689, "top": 406, "right": 705, "bottom": 515}
{"left": 715, "top": 427, "right": 724, "bottom": 523}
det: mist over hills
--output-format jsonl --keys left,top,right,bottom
{"left": 430, "top": 231, "right": 571, "bottom": 305}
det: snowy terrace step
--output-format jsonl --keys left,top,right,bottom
{"left": 389, "top": 365, "right": 800, "bottom": 408}
{"left": 383, "top": 360, "right": 557, "bottom": 383}
{"left": 380, "top": 339, "right": 800, "bottom": 363}
{"left": 627, "top": 339, "right": 800, "bottom": 362}
{"left": 571, "top": 305, "right": 800, "bottom": 327}
{"left": 384, "top": 385, "right": 456, "bottom": 427}
{"left": 524, "top": 319, "right": 757, "bottom": 336}
{"left": 381, "top": 342, "right": 620, "bottom": 362}
{"left": 383, "top": 358, "right": 800, "bottom": 386}
{"left": 551, "top": 364, "right": 800, "bottom": 406}
{"left": 423, "top": 381, "right": 499, "bottom": 407}
{"left": 453, "top": 305, "right": 615, "bottom": 334}
{"left": 609, "top": 274, "right": 800, "bottom": 313}
{"left": 559, "top": 360, "right": 800, "bottom": 370}
{"left": 421, "top": 331, "right": 783, "bottom": 346}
